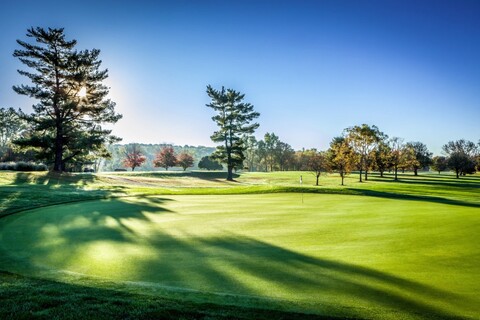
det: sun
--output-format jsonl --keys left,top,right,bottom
{"left": 77, "top": 87, "right": 87, "bottom": 98}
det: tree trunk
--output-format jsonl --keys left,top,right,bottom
{"left": 227, "top": 165, "right": 234, "bottom": 181}
{"left": 394, "top": 166, "right": 398, "bottom": 181}
{"left": 365, "top": 170, "right": 368, "bottom": 181}
{"left": 380, "top": 170, "right": 384, "bottom": 177}
{"left": 414, "top": 168, "right": 418, "bottom": 176}
{"left": 341, "top": 172, "right": 344, "bottom": 186}
{"left": 54, "top": 125, "right": 63, "bottom": 172}
{"left": 456, "top": 169, "right": 459, "bottom": 178}
{"left": 359, "top": 169, "right": 363, "bottom": 182}
{"left": 316, "top": 174, "right": 319, "bottom": 186}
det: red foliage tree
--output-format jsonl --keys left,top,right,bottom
{"left": 154, "top": 146, "right": 177, "bottom": 170}
{"left": 123, "top": 144, "right": 146, "bottom": 171}
{"left": 177, "top": 152, "right": 194, "bottom": 171}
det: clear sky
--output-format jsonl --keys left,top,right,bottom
{"left": 1, "top": 0, "right": 479, "bottom": 155}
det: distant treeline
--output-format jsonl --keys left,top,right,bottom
{"left": 100, "top": 144, "right": 216, "bottom": 172}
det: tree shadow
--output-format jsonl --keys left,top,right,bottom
{"left": 368, "top": 174, "right": 480, "bottom": 189}
{"left": 345, "top": 188, "right": 480, "bottom": 208}
{"left": 116, "top": 171, "right": 239, "bottom": 182}
{"left": 0, "top": 172, "right": 127, "bottom": 218}
{"left": 1, "top": 197, "right": 475, "bottom": 319}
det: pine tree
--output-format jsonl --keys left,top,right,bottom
{"left": 206, "top": 85, "right": 259, "bottom": 181}
{"left": 13, "top": 27, "right": 122, "bottom": 172}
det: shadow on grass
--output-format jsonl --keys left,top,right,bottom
{"left": 345, "top": 188, "right": 480, "bottom": 208}
{"left": 1, "top": 197, "right": 473, "bottom": 319}
{"left": 0, "top": 271, "right": 328, "bottom": 320}
{"left": 0, "top": 172, "right": 127, "bottom": 218}
{"left": 117, "top": 170, "right": 239, "bottom": 181}
{"left": 367, "top": 173, "right": 480, "bottom": 189}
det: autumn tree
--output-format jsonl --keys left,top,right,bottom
{"left": 206, "top": 85, "right": 259, "bottom": 181}
{"left": 304, "top": 149, "right": 330, "bottom": 186}
{"left": 344, "top": 124, "right": 383, "bottom": 182}
{"left": 431, "top": 156, "right": 447, "bottom": 174}
{"left": 406, "top": 141, "right": 432, "bottom": 176}
{"left": 154, "top": 146, "right": 177, "bottom": 170}
{"left": 443, "top": 140, "right": 478, "bottom": 178}
{"left": 328, "top": 137, "right": 355, "bottom": 186}
{"left": 13, "top": 27, "right": 121, "bottom": 172}
{"left": 198, "top": 155, "right": 223, "bottom": 170}
{"left": 123, "top": 144, "right": 146, "bottom": 171}
{"left": 177, "top": 152, "right": 194, "bottom": 171}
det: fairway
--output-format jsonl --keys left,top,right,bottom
{"left": 1, "top": 192, "right": 479, "bottom": 319}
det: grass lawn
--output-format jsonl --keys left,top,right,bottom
{"left": 0, "top": 170, "right": 479, "bottom": 319}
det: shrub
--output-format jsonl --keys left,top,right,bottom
{"left": 0, "top": 162, "right": 48, "bottom": 171}
{"left": 0, "top": 162, "right": 16, "bottom": 170}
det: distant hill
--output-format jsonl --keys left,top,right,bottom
{"left": 100, "top": 143, "right": 216, "bottom": 172}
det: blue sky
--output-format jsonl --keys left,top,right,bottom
{"left": 1, "top": 0, "right": 479, "bottom": 155}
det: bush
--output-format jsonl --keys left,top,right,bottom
{"left": 0, "top": 162, "right": 16, "bottom": 170}
{"left": 0, "top": 162, "right": 48, "bottom": 171}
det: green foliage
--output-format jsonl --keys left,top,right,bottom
{"left": 0, "top": 108, "right": 26, "bottom": 161}
{"left": 13, "top": 27, "right": 122, "bottom": 171}
{"left": 198, "top": 155, "right": 223, "bottom": 170}
{"left": 406, "top": 141, "right": 432, "bottom": 175}
{"left": 206, "top": 85, "right": 259, "bottom": 180}
{"left": 443, "top": 140, "right": 478, "bottom": 178}
{"left": 0, "top": 162, "right": 47, "bottom": 171}
{"left": 431, "top": 156, "right": 448, "bottom": 174}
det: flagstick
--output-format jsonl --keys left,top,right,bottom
{"left": 300, "top": 175, "right": 303, "bottom": 204}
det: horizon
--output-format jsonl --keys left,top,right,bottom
{"left": 1, "top": 1, "right": 479, "bottom": 156}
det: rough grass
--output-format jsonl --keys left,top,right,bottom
{"left": 0, "top": 170, "right": 479, "bottom": 319}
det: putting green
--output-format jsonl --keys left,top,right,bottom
{"left": 0, "top": 193, "right": 478, "bottom": 319}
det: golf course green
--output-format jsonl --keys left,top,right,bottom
{"left": 0, "top": 171, "right": 479, "bottom": 319}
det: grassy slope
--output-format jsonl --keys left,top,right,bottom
{"left": 0, "top": 170, "right": 479, "bottom": 319}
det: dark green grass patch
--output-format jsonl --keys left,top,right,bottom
{"left": 0, "top": 271, "right": 329, "bottom": 320}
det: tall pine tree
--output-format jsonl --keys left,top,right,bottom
{"left": 13, "top": 27, "right": 122, "bottom": 171}
{"left": 206, "top": 85, "right": 259, "bottom": 181}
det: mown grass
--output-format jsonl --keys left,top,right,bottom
{"left": 0, "top": 170, "right": 479, "bottom": 319}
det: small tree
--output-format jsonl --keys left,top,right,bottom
{"left": 431, "top": 156, "right": 447, "bottom": 174}
{"left": 344, "top": 124, "right": 383, "bottom": 182}
{"left": 328, "top": 137, "right": 354, "bottom": 186}
{"left": 177, "top": 152, "right": 194, "bottom": 171}
{"left": 305, "top": 149, "right": 329, "bottom": 186}
{"left": 206, "top": 85, "right": 259, "bottom": 181}
{"left": 389, "top": 137, "right": 405, "bottom": 181}
{"left": 374, "top": 141, "right": 392, "bottom": 177}
{"left": 198, "top": 155, "right": 223, "bottom": 170}
{"left": 443, "top": 140, "right": 478, "bottom": 178}
{"left": 406, "top": 141, "right": 432, "bottom": 176}
{"left": 154, "top": 146, "right": 177, "bottom": 170}
{"left": 0, "top": 107, "right": 25, "bottom": 161}
{"left": 123, "top": 144, "right": 146, "bottom": 171}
